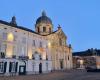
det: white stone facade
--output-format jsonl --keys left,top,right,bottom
{"left": 0, "top": 12, "right": 73, "bottom": 76}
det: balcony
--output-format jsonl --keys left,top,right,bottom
{"left": 18, "top": 56, "right": 29, "bottom": 60}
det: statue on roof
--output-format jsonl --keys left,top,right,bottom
{"left": 10, "top": 16, "right": 17, "bottom": 26}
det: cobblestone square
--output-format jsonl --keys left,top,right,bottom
{"left": 0, "top": 70, "right": 100, "bottom": 80}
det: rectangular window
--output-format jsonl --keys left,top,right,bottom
{"left": 10, "top": 62, "right": 16, "bottom": 72}
{"left": 59, "top": 39, "right": 62, "bottom": 46}
{"left": 2, "top": 44, "right": 7, "bottom": 53}
{"left": 14, "top": 35, "right": 17, "bottom": 41}
{"left": 13, "top": 46, "right": 16, "bottom": 56}
{"left": 40, "top": 42, "right": 42, "bottom": 47}
{"left": 43, "top": 27, "right": 46, "bottom": 32}
{"left": 2, "top": 33, "right": 7, "bottom": 40}
{"left": 49, "top": 28, "right": 51, "bottom": 33}
{"left": 32, "top": 40, "right": 35, "bottom": 46}
{"left": 21, "top": 47, "right": 26, "bottom": 56}
{"left": 22, "top": 37, "right": 26, "bottom": 44}
{"left": 0, "top": 62, "right": 4, "bottom": 73}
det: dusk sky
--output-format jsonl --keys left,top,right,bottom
{"left": 0, "top": 0, "right": 100, "bottom": 52}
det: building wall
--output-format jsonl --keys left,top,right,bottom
{"left": 0, "top": 23, "right": 49, "bottom": 59}
{"left": 0, "top": 20, "right": 73, "bottom": 76}
{"left": 46, "top": 28, "right": 73, "bottom": 70}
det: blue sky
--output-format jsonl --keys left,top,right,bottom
{"left": 0, "top": 0, "right": 100, "bottom": 52}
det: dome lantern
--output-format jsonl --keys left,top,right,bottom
{"left": 42, "top": 11, "right": 46, "bottom": 16}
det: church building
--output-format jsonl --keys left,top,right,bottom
{"left": 0, "top": 11, "right": 73, "bottom": 76}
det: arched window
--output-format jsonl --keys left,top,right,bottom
{"left": 43, "top": 27, "right": 46, "bottom": 32}
{"left": 37, "top": 27, "right": 40, "bottom": 33}
{"left": 49, "top": 28, "right": 51, "bottom": 33}
{"left": 68, "top": 55, "right": 69, "bottom": 60}
{"left": 59, "top": 38, "right": 62, "bottom": 46}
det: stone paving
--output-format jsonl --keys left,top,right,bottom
{"left": 0, "top": 70, "right": 100, "bottom": 80}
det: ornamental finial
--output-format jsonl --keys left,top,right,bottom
{"left": 42, "top": 10, "right": 46, "bottom": 16}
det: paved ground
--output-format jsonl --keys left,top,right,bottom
{"left": 0, "top": 70, "right": 100, "bottom": 80}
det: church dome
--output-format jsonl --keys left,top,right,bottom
{"left": 36, "top": 11, "right": 52, "bottom": 25}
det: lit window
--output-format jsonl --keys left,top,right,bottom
{"left": 48, "top": 42, "right": 51, "bottom": 48}
{"left": 7, "top": 33, "right": 14, "bottom": 41}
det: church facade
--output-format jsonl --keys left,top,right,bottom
{"left": 0, "top": 11, "right": 73, "bottom": 76}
